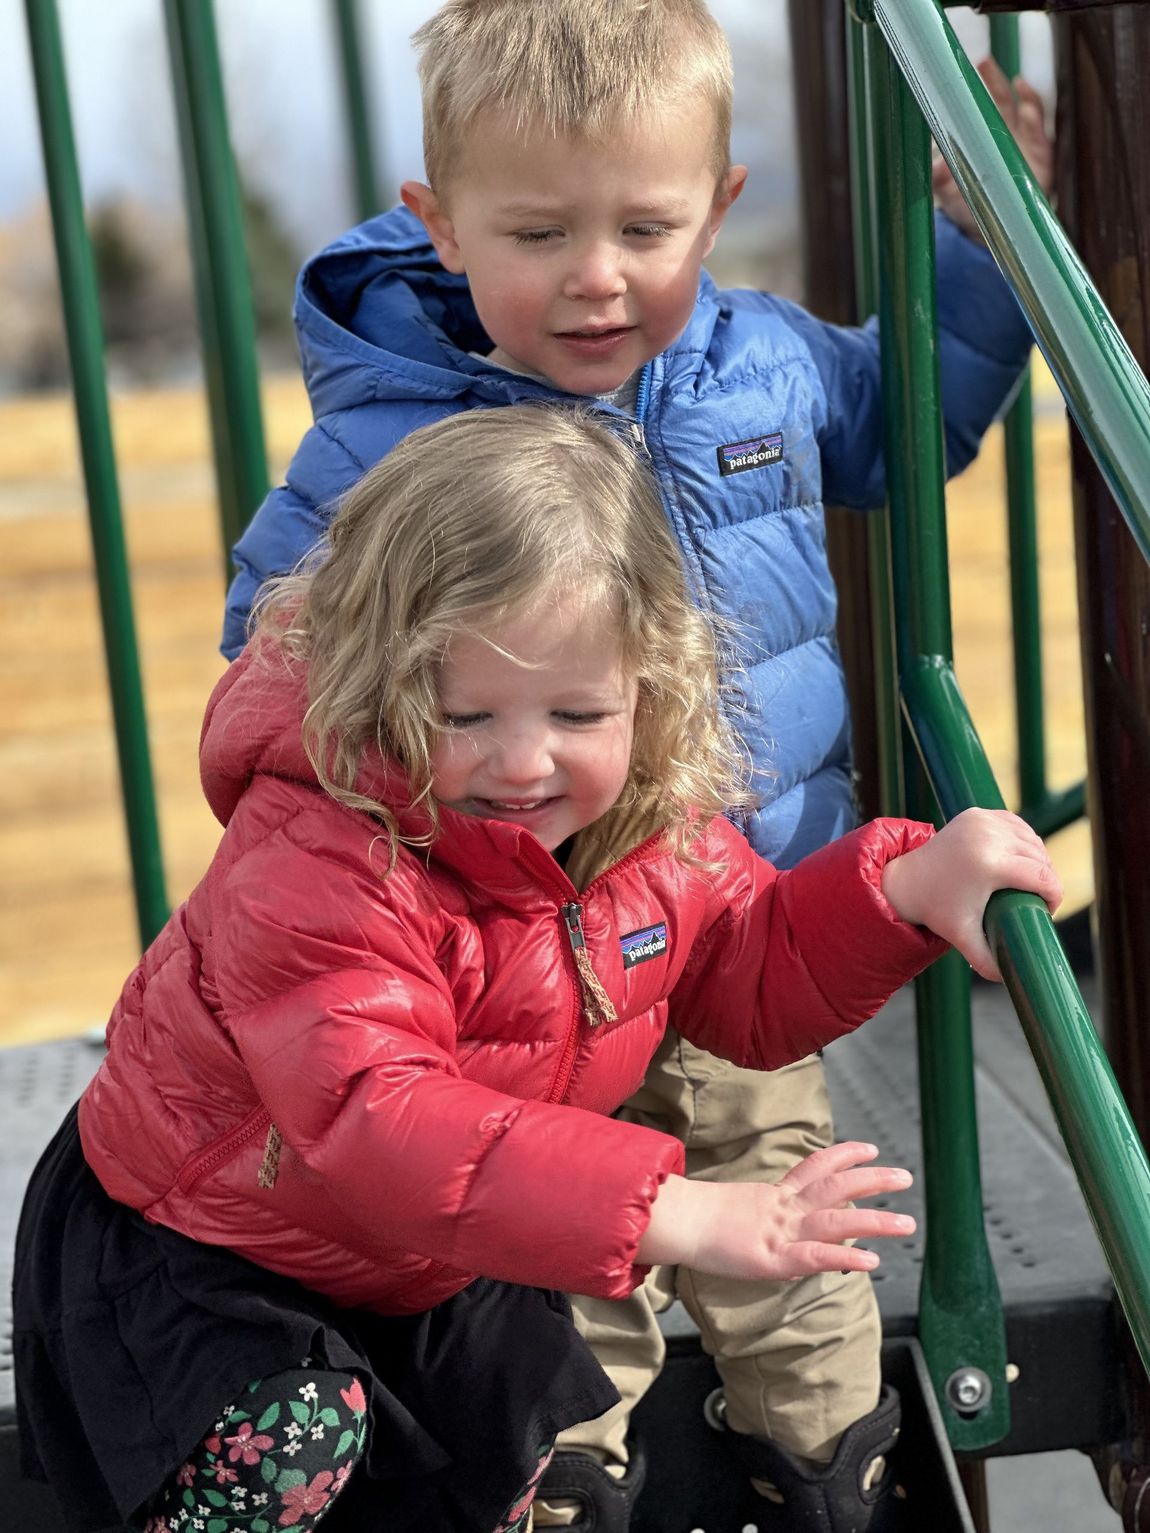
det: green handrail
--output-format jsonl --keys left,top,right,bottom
{"left": 864, "top": 0, "right": 1150, "bottom": 1390}
{"left": 871, "top": 0, "right": 1150, "bottom": 565}
{"left": 868, "top": 32, "right": 1009, "bottom": 1450}
{"left": 332, "top": 0, "right": 384, "bottom": 222}
{"left": 163, "top": 0, "right": 269, "bottom": 571}
{"left": 22, "top": 0, "right": 169, "bottom": 951}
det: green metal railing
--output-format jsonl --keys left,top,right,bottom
{"left": 21, "top": 0, "right": 382, "bottom": 956}
{"left": 163, "top": 0, "right": 269, "bottom": 572}
{"left": 22, "top": 0, "right": 169, "bottom": 950}
{"left": 850, "top": 0, "right": 1150, "bottom": 1452}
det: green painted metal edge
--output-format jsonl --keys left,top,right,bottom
{"left": 906, "top": 662, "right": 1150, "bottom": 1383}
{"left": 22, "top": 0, "right": 168, "bottom": 950}
{"left": 332, "top": 0, "right": 384, "bottom": 223}
{"left": 163, "top": 0, "right": 269, "bottom": 571}
{"left": 846, "top": 8, "right": 904, "bottom": 818}
{"left": 872, "top": 0, "right": 1150, "bottom": 567}
{"left": 868, "top": 34, "right": 1010, "bottom": 1449}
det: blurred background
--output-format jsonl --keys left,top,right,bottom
{"left": 1, "top": 2, "right": 1085, "bottom": 1047}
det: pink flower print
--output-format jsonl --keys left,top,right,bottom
{"left": 333, "top": 1462, "right": 355, "bottom": 1493}
{"left": 339, "top": 1377, "right": 367, "bottom": 1415}
{"left": 176, "top": 1462, "right": 196, "bottom": 1487}
{"left": 278, "top": 1469, "right": 335, "bottom": 1523}
{"left": 208, "top": 1461, "right": 239, "bottom": 1484}
{"left": 224, "top": 1420, "right": 275, "bottom": 1465}
{"left": 203, "top": 1435, "right": 221, "bottom": 1456}
{"left": 143, "top": 1519, "right": 171, "bottom": 1532}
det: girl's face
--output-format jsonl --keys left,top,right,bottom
{"left": 430, "top": 594, "right": 637, "bottom": 851}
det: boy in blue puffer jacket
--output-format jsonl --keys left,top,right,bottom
{"left": 221, "top": 3, "right": 1051, "bottom": 1527}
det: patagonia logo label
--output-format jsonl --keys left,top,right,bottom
{"left": 717, "top": 431, "right": 784, "bottom": 476}
{"left": 620, "top": 922, "right": 668, "bottom": 970}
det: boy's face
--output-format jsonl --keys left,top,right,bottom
{"left": 403, "top": 102, "right": 746, "bottom": 396}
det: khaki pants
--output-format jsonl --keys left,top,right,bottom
{"left": 558, "top": 1031, "right": 882, "bottom": 1465}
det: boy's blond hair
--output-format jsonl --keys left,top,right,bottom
{"left": 256, "top": 405, "right": 749, "bottom": 868}
{"left": 412, "top": 0, "right": 733, "bottom": 191}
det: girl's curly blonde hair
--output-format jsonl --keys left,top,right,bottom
{"left": 255, "top": 404, "right": 751, "bottom": 866}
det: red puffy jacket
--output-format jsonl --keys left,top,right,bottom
{"left": 79, "top": 647, "right": 945, "bottom": 1315}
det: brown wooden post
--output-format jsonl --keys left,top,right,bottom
{"left": 1052, "top": 6, "right": 1150, "bottom": 1518}
{"left": 786, "top": 0, "right": 883, "bottom": 822}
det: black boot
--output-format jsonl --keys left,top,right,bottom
{"left": 725, "top": 1385, "right": 902, "bottom": 1532}
{"left": 533, "top": 1440, "right": 646, "bottom": 1532}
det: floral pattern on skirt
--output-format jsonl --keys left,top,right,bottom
{"left": 143, "top": 1367, "right": 368, "bottom": 1532}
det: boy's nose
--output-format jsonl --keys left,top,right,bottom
{"left": 564, "top": 242, "right": 627, "bottom": 302}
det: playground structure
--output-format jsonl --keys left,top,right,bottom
{"left": 8, "top": 0, "right": 1150, "bottom": 1528}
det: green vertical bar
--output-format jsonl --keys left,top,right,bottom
{"left": 847, "top": 8, "right": 904, "bottom": 818}
{"left": 163, "top": 0, "right": 269, "bottom": 572}
{"left": 333, "top": 0, "right": 383, "bottom": 222}
{"left": 989, "top": 14, "right": 1047, "bottom": 813}
{"left": 23, "top": 0, "right": 168, "bottom": 949}
{"left": 869, "top": 27, "right": 1010, "bottom": 1450}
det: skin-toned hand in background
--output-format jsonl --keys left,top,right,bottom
{"left": 932, "top": 56, "right": 1054, "bottom": 243}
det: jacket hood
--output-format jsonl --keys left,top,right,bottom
{"left": 295, "top": 206, "right": 507, "bottom": 418}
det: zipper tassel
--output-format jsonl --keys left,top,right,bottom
{"left": 257, "top": 1122, "right": 283, "bottom": 1189}
{"left": 562, "top": 903, "right": 618, "bottom": 1028}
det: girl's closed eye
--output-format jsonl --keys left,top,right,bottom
{"left": 554, "top": 710, "right": 608, "bottom": 726}
{"left": 442, "top": 712, "right": 490, "bottom": 729}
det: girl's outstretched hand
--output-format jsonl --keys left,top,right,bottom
{"left": 933, "top": 58, "right": 1053, "bottom": 243}
{"left": 636, "top": 1143, "right": 915, "bottom": 1280}
{"left": 881, "top": 807, "right": 1062, "bottom": 982}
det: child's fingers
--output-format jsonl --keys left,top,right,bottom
{"left": 791, "top": 1163, "right": 914, "bottom": 1213}
{"left": 776, "top": 1141, "right": 880, "bottom": 1193}
{"left": 783, "top": 1241, "right": 881, "bottom": 1278}
{"left": 804, "top": 1206, "right": 917, "bottom": 1245}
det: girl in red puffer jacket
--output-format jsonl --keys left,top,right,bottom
{"left": 14, "top": 406, "right": 1060, "bottom": 1533}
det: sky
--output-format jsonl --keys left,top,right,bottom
{"left": 1, "top": 1, "right": 1054, "bottom": 262}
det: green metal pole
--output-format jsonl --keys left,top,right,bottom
{"left": 23, "top": 0, "right": 168, "bottom": 951}
{"left": 988, "top": 14, "right": 1048, "bottom": 817}
{"left": 163, "top": 0, "right": 269, "bottom": 573}
{"left": 871, "top": 0, "right": 1150, "bottom": 567}
{"left": 901, "top": 659, "right": 1150, "bottom": 1383}
{"left": 870, "top": 29, "right": 1010, "bottom": 1450}
{"left": 332, "top": 0, "right": 383, "bottom": 222}
{"left": 847, "top": 8, "right": 904, "bottom": 819}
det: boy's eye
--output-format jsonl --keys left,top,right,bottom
{"left": 512, "top": 229, "right": 559, "bottom": 246}
{"left": 625, "top": 223, "right": 672, "bottom": 240}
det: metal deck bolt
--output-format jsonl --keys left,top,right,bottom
{"left": 946, "top": 1366, "right": 993, "bottom": 1414}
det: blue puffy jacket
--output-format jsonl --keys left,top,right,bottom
{"left": 224, "top": 206, "right": 1031, "bottom": 868}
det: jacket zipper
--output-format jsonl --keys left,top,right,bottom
{"left": 176, "top": 1104, "right": 272, "bottom": 1195}
{"left": 546, "top": 901, "right": 619, "bottom": 1105}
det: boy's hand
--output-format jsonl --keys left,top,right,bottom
{"left": 636, "top": 1143, "right": 915, "bottom": 1279}
{"left": 933, "top": 58, "right": 1053, "bottom": 244}
{"left": 881, "top": 807, "right": 1062, "bottom": 981}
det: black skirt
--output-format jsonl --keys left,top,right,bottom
{"left": 13, "top": 1106, "right": 619, "bottom": 1533}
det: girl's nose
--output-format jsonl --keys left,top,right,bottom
{"left": 563, "top": 242, "right": 626, "bottom": 303}
{"left": 496, "top": 728, "right": 555, "bottom": 784}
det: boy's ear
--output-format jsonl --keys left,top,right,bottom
{"left": 702, "top": 164, "right": 749, "bottom": 258}
{"left": 400, "top": 180, "right": 467, "bottom": 274}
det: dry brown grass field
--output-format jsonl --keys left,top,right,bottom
{"left": 0, "top": 364, "right": 1091, "bottom": 1047}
